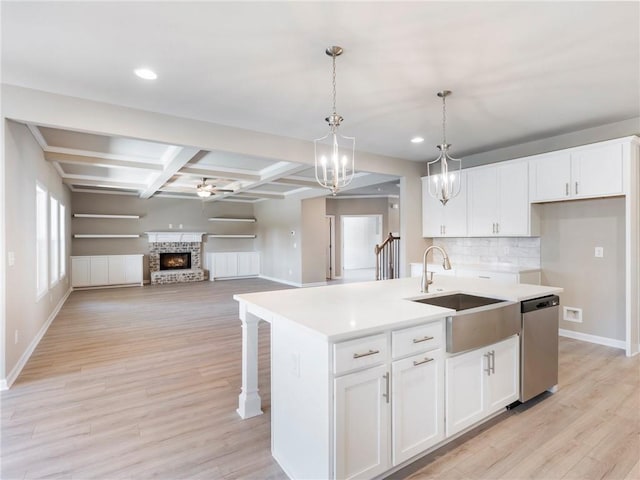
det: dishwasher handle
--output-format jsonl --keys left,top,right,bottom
{"left": 521, "top": 295, "right": 560, "bottom": 314}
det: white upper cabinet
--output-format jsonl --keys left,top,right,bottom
{"left": 468, "top": 161, "right": 531, "bottom": 236}
{"left": 422, "top": 171, "right": 467, "bottom": 238}
{"left": 529, "top": 140, "right": 625, "bottom": 202}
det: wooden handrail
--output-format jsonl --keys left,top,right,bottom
{"left": 375, "top": 233, "right": 400, "bottom": 280}
{"left": 375, "top": 232, "right": 400, "bottom": 255}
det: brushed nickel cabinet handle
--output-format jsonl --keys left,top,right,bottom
{"left": 383, "top": 372, "right": 390, "bottom": 403}
{"left": 353, "top": 349, "right": 380, "bottom": 359}
{"left": 575, "top": 181, "right": 579, "bottom": 195}
{"left": 490, "top": 350, "right": 496, "bottom": 374}
{"left": 565, "top": 183, "right": 569, "bottom": 196}
{"left": 412, "top": 335, "right": 434, "bottom": 344}
{"left": 484, "top": 352, "right": 491, "bottom": 376}
{"left": 496, "top": 223, "right": 500, "bottom": 234}
{"left": 413, "top": 357, "right": 434, "bottom": 367}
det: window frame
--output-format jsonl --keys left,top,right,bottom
{"left": 35, "top": 183, "right": 48, "bottom": 300}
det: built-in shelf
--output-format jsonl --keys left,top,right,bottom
{"left": 208, "top": 234, "right": 257, "bottom": 239}
{"left": 74, "top": 214, "right": 140, "bottom": 219}
{"left": 74, "top": 234, "right": 140, "bottom": 239}
{"left": 207, "top": 217, "right": 256, "bottom": 223}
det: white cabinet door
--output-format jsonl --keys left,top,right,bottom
{"left": 124, "top": 255, "right": 143, "bottom": 284}
{"left": 89, "top": 256, "right": 109, "bottom": 286}
{"left": 485, "top": 336, "right": 520, "bottom": 414}
{"left": 445, "top": 347, "right": 486, "bottom": 437}
{"left": 392, "top": 350, "right": 444, "bottom": 465}
{"left": 446, "top": 336, "right": 520, "bottom": 437}
{"left": 213, "top": 253, "right": 238, "bottom": 278}
{"left": 237, "top": 252, "right": 260, "bottom": 276}
{"left": 71, "top": 257, "right": 90, "bottom": 287}
{"left": 529, "top": 151, "right": 571, "bottom": 202}
{"left": 422, "top": 172, "right": 467, "bottom": 237}
{"left": 107, "top": 256, "right": 127, "bottom": 284}
{"left": 467, "top": 166, "right": 497, "bottom": 236}
{"left": 571, "top": 143, "right": 624, "bottom": 198}
{"left": 497, "top": 161, "right": 530, "bottom": 235}
{"left": 422, "top": 177, "right": 444, "bottom": 237}
{"left": 334, "top": 365, "right": 390, "bottom": 480}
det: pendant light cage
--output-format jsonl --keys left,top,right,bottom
{"left": 427, "top": 90, "right": 462, "bottom": 206}
{"left": 314, "top": 46, "right": 355, "bottom": 196}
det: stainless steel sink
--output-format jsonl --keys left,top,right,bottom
{"left": 412, "top": 293, "right": 520, "bottom": 353}
{"left": 411, "top": 293, "right": 506, "bottom": 311}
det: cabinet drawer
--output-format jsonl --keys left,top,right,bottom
{"left": 334, "top": 334, "right": 387, "bottom": 376}
{"left": 392, "top": 322, "right": 442, "bottom": 359}
{"left": 457, "top": 269, "right": 517, "bottom": 284}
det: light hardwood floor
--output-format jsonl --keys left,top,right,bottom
{"left": 1, "top": 279, "right": 638, "bottom": 479}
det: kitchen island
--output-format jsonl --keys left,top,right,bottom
{"left": 234, "top": 276, "right": 562, "bottom": 480}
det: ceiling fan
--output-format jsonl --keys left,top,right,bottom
{"left": 196, "top": 178, "right": 235, "bottom": 198}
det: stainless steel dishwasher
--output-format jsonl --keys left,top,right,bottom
{"left": 520, "top": 295, "right": 560, "bottom": 402}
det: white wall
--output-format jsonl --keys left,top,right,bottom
{"left": 3, "top": 120, "right": 72, "bottom": 384}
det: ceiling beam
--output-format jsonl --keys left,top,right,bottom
{"left": 179, "top": 166, "right": 261, "bottom": 182}
{"left": 44, "top": 151, "right": 164, "bottom": 171}
{"left": 272, "top": 177, "right": 324, "bottom": 189}
{"left": 140, "top": 147, "right": 201, "bottom": 199}
{"left": 62, "top": 176, "right": 146, "bottom": 189}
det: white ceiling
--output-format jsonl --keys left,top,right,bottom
{"left": 2, "top": 1, "right": 639, "bottom": 200}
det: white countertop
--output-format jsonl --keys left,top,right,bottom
{"left": 234, "top": 276, "right": 562, "bottom": 342}
{"left": 410, "top": 262, "right": 541, "bottom": 274}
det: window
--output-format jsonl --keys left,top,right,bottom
{"left": 60, "top": 203, "right": 66, "bottom": 278}
{"left": 36, "top": 184, "right": 48, "bottom": 298}
{"left": 50, "top": 196, "right": 59, "bottom": 286}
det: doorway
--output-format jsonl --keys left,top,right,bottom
{"left": 341, "top": 215, "right": 382, "bottom": 281}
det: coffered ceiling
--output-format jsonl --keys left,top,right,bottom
{"left": 2, "top": 1, "right": 639, "bottom": 200}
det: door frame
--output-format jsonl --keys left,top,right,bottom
{"left": 325, "top": 215, "right": 336, "bottom": 280}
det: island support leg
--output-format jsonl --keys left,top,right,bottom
{"left": 237, "top": 311, "right": 263, "bottom": 419}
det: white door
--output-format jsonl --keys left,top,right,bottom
{"left": 467, "top": 167, "right": 497, "bottom": 237}
{"left": 107, "top": 256, "right": 127, "bottom": 284}
{"left": 445, "top": 347, "right": 487, "bottom": 437}
{"left": 485, "top": 336, "right": 520, "bottom": 414}
{"left": 124, "top": 255, "right": 143, "bottom": 284}
{"left": 213, "top": 252, "right": 238, "bottom": 278}
{"left": 334, "top": 365, "right": 390, "bottom": 480}
{"left": 392, "top": 350, "right": 444, "bottom": 465}
{"left": 497, "top": 162, "right": 530, "bottom": 235}
{"left": 529, "top": 152, "right": 571, "bottom": 202}
{"left": 571, "top": 143, "right": 624, "bottom": 198}
{"left": 342, "top": 216, "right": 382, "bottom": 270}
{"left": 89, "top": 256, "right": 109, "bottom": 286}
{"left": 422, "top": 177, "right": 444, "bottom": 237}
{"left": 71, "top": 257, "right": 90, "bottom": 287}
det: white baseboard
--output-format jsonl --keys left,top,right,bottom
{"left": 301, "top": 281, "right": 327, "bottom": 288}
{"left": 258, "top": 275, "right": 301, "bottom": 288}
{"left": 1, "top": 287, "right": 72, "bottom": 390}
{"left": 559, "top": 328, "right": 626, "bottom": 350}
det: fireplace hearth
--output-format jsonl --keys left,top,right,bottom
{"left": 160, "top": 252, "right": 191, "bottom": 270}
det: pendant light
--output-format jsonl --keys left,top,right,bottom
{"left": 427, "top": 90, "right": 462, "bottom": 205}
{"left": 314, "top": 46, "right": 355, "bottom": 196}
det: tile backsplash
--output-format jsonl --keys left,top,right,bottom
{"left": 433, "top": 237, "right": 541, "bottom": 268}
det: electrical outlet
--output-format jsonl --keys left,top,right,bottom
{"left": 179, "top": 224, "right": 183, "bottom": 229}
{"left": 594, "top": 247, "right": 604, "bottom": 258}
{"left": 169, "top": 223, "right": 173, "bottom": 229}
{"left": 14, "top": 330, "right": 18, "bottom": 345}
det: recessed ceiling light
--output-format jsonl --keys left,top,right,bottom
{"left": 411, "top": 136, "right": 424, "bottom": 144}
{"left": 134, "top": 68, "right": 157, "bottom": 80}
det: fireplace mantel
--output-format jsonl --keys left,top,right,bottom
{"left": 145, "top": 232, "right": 206, "bottom": 243}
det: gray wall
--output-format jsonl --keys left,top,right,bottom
{"left": 326, "top": 197, "right": 400, "bottom": 276}
{"left": 254, "top": 198, "right": 302, "bottom": 285}
{"left": 4, "top": 120, "right": 72, "bottom": 380}
{"left": 71, "top": 192, "right": 255, "bottom": 281}
{"left": 541, "top": 197, "right": 625, "bottom": 341}
{"left": 301, "top": 197, "right": 327, "bottom": 285}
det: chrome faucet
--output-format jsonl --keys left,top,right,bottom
{"left": 421, "top": 245, "right": 452, "bottom": 293}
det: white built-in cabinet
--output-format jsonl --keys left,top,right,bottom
{"left": 422, "top": 172, "right": 468, "bottom": 237}
{"left": 206, "top": 252, "right": 260, "bottom": 280}
{"left": 445, "top": 335, "right": 519, "bottom": 437}
{"left": 467, "top": 161, "right": 532, "bottom": 236}
{"left": 529, "top": 141, "right": 625, "bottom": 202}
{"left": 71, "top": 255, "right": 143, "bottom": 288}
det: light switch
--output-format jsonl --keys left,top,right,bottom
{"left": 594, "top": 247, "right": 604, "bottom": 258}
{"left": 8, "top": 251, "right": 15, "bottom": 266}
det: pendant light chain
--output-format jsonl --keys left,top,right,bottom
{"left": 441, "top": 94, "right": 447, "bottom": 145}
{"left": 332, "top": 52, "right": 338, "bottom": 117}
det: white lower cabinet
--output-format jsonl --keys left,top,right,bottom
{"left": 445, "top": 336, "right": 519, "bottom": 437}
{"left": 391, "top": 349, "right": 444, "bottom": 465}
{"left": 207, "top": 252, "right": 260, "bottom": 279}
{"left": 334, "top": 365, "right": 390, "bottom": 480}
{"left": 71, "top": 255, "right": 143, "bottom": 288}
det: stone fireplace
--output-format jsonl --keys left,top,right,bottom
{"left": 146, "top": 232, "right": 206, "bottom": 285}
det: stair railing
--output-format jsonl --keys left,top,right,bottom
{"left": 374, "top": 232, "right": 400, "bottom": 280}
